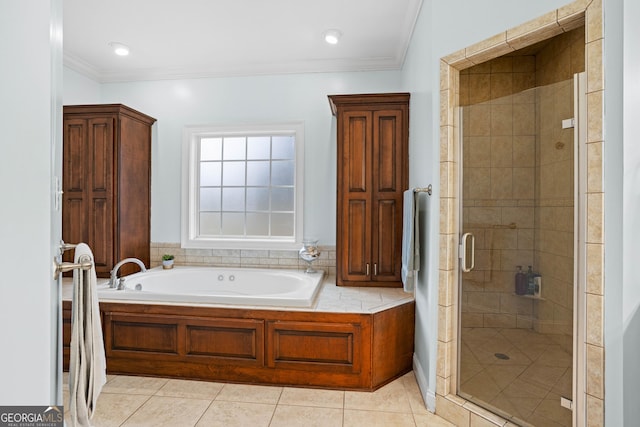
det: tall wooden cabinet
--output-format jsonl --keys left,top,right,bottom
{"left": 62, "top": 104, "right": 156, "bottom": 277}
{"left": 328, "top": 93, "right": 409, "bottom": 287}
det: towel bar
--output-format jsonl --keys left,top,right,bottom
{"left": 59, "top": 240, "right": 77, "bottom": 255}
{"left": 54, "top": 255, "right": 92, "bottom": 280}
{"left": 413, "top": 184, "right": 432, "bottom": 195}
{"left": 54, "top": 241, "right": 93, "bottom": 279}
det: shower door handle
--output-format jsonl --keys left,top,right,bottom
{"left": 459, "top": 232, "right": 475, "bottom": 272}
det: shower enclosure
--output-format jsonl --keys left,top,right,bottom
{"left": 457, "top": 55, "right": 583, "bottom": 425}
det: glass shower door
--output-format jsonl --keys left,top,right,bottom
{"left": 458, "top": 79, "right": 575, "bottom": 426}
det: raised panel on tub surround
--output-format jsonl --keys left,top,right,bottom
{"left": 185, "top": 318, "right": 264, "bottom": 363}
{"left": 266, "top": 320, "right": 361, "bottom": 374}
{"left": 64, "top": 300, "right": 414, "bottom": 390}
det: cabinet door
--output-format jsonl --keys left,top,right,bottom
{"left": 62, "top": 118, "right": 89, "bottom": 264}
{"left": 339, "top": 111, "right": 372, "bottom": 283}
{"left": 62, "top": 116, "right": 115, "bottom": 275}
{"left": 372, "top": 110, "right": 404, "bottom": 282}
{"left": 87, "top": 117, "right": 115, "bottom": 276}
{"left": 116, "top": 114, "right": 152, "bottom": 275}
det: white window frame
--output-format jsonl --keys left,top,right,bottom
{"left": 181, "top": 122, "right": 304, "bottom": 250}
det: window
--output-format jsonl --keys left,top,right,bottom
{"left": 182, "top": 123, "right": 304, "bottom": 249}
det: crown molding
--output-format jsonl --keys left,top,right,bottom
{"left": 64, "top": 55, "right": 405, "bottom": 83}
{"left": 63, "top": 51, "right": 102, "bottom": 82}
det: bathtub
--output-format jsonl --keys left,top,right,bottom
{"left": 97, "top": 266, "right": 325, "bottom": 307}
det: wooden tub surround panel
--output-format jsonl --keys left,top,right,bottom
{"left": 267, "top": 320, "right": 363, "bottom": 376}
{"left": 186, "top": 318, "right": 262, "bottom": 361}
{"left": 63, "top": 300, "right": 415, "bottom": 391}
{"left": 108, "top": 314, "right": 179, "bottom": 354}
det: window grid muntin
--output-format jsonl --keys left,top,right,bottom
{"left": 197, "top": 133, "right": 295, "bottom": 239}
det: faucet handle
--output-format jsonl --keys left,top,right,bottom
{"left": 109, "top": 276, "right": 119, "bottom": 289}
{"left": 117, "top": 277, "right": 126, "bottom": 291}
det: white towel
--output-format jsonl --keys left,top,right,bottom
{"left": 401, "top": 189, "right": 420, "bottom": 292}
{"left": 69, "top": 243, "right": 107, "bottom": 427}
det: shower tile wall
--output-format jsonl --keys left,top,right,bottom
{"left": 534, "top": 85, "right": 574, "bottom": 335}
{"left": 459, "top": 28, "right": 584, "bottom": 332}
{"left": 534, "top": 29, "right": 584, "bottom": 335}
{"left": 460, "top": 56, "right": 537, "bottom": 329}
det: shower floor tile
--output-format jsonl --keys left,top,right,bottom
{"left": 459, "top": 327, "right": 573, "bottom": 426}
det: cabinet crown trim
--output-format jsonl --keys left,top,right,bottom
{"left": 63, "top": 104, "right": 157, "bottom": 125}
{"left": 327, "top": 93, "right": 410, "bottom": 116}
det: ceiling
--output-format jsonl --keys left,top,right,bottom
{"left": 63, "top": 0, "right": 423, "bottom": 83}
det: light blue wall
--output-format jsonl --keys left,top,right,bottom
{"left": 621, "top": 0, "right": 640, "bottom": 421}
{"left": 94, "top": 72, "right": 402, "bottom": 245}
{"left": 63, "top": 67, "right": 101, "bottom": 104}
{"left": 604, "top": 0, "right": 640, "bottom": 424}
{"left": 398, "top": 0, "right": 438, "bottom": 409}
{"left": 603, "top": 0, "right": 624, "bottom": 423}
{"left": 0, "top": 0, "right": 62, "bottom": 404}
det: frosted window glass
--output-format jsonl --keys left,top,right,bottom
{"left": 246, "top": 213, "right": 269, "bottom": 236}
{"left": 272, "top": 136, "right": 294, "bottom": 159}
{"left": 271, "top": 213, "right": 294, "bottom": 236}
{"left": 271, "top": 188, "right": 294, "bottom": 211}
{"left": 200, "top": 188, "right": 221, "bottom": 211}
{"left": 247, "top": 136, "right": 271, "bottom": 159}
{"left": 247, "top": 188, "right": 269, "bottom": 211}
{"left": 222, "top": 188, "right": 245, "bottom": 211}
{"left": 200, "top": 212, "right": 221, "bottom": 235}
{"left": 223, "top": 137, "right": 246, "bottom": 160}
{"left": 247, "top": 161, "right": 270, "bottom": 186}
{"left": 187, "top": 124, "right": 302, "bottom": 245}
{"left": 201, "top": 138, "right": 222, "bottom": 160}
{"left": 200, "top": 162, "right": 221, "bottom": 186}
{"left": 271, "top": 161, "right": 294, "bottom": 186}
{"left": 222, "top": 212, "right": 245, "bottom": 235}
{"left": 223, "top": 162, "right": 246, "bottom": 186}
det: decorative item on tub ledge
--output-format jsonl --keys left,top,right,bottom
{"left": 162, "top": 254, "right": 175, "bottom": 269}
{"left": 299, "top": 239, "right": 321, "bottom": 273}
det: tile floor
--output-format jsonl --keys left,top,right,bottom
{"left": 459, "top": 327, "right": 573, "bottom": 427}
{"left": 63, "top": 371, "right": 455, "bottom": 427}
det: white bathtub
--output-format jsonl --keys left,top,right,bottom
{"left": 97, "top": 266, "right": 325, "bottom": 307}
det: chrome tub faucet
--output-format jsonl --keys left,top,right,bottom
{"left": 109, "top": 258, "right": 147, "bottom": 289}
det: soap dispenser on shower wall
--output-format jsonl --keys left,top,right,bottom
{"left": 526, "top": 266, "right": 535, "bottom": 295}
{"left": 515, "top": 266, "right": 527, "bottom": 295}
{"left": 533, "top": 272, "right": 542, "bottom": 297}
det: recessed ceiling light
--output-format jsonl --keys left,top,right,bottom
{"left": 109, "top": 42, "right": 130, "bottom": 56}
{"left": 323, "top": 29, "right": 342, "bottom": 45}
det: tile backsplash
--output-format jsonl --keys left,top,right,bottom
{"left": 150, "top": 242, "right": 336, "bottom": 276}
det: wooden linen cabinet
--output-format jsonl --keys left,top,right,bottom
{"left": 62, "top": 104, "right": 156, "bottom": 277}
{"left": 328, "top": 93, "right": 409, "bottom": 287}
